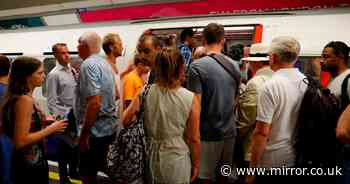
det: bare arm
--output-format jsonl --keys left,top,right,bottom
{"left": 122, "top": 70, "right": 136, "bottom": 109}
{"left": 115, "top": 82, "right": 120, "bottom": 100}
{"left": 14, "top": 95, "right": 67, "bottom": 149}
{"left": 122, "top": 96, "right": 140, "bottom": 127}
{"left": 245, "top": 121, "right": 271, "bottom": 184}
{"left": 185, "top": 93, "right": 201, "bottom": 182}
{"left": 337, "top": 104, "right": 350, "bottom": 143}
{"left": 80, "top": 95, "right": 101, "bottom": 136}
{"left": 124, "top": 100, "right": 132, "bottom": 109}
{"left": 249, "top": 121, "right": 271, "bottom": 168}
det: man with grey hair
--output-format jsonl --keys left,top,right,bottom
{"left": 246, "top": 37, "right": 307, "bottom": 184}
{"left": 76, "top": 32, "right": 117, "bottom": 184}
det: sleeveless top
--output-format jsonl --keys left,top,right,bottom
{"left": 14, "top": 105, "right": 45, "bottom": 166}
{"left": 144, "top": 84, "right": 194, "bottom": 184}
{"left": 2, "top": 96, "right": 46, "bottom": 171}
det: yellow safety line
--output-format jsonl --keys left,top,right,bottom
{"left": 49, "top": 171, "right": 82, "bottom": 184}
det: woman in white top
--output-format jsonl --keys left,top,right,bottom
{"left": 123, "top": 48, "right": 200, "bottom": 184}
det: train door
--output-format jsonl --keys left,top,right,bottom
{"left": 151, "top": 24, "right": 263, "bottom": 81}
{"left": 150, "top": 24, "right": 262, "bottom": 51}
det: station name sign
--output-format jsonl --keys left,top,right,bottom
{"left": 79, "top": 0, "right": 350, "bottom": 23}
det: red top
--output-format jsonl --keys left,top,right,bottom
{"left": 320, "top": 71, "right": 331, "bottom": 88}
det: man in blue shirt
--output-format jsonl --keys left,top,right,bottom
{"left": 77, "top": 32, "right": 117, "bottom": 184}
{"left": 46, "top": 43, "right": 79, "bottom": 183}
{"left": 179, "top": 28, "right": 195, "bottom": 71}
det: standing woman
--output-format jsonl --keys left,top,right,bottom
{"left": 0, "top": 57, "right": 67, "bottom": 184}
{"left": 123, "top": 48, "right": 200, "bottom": 184}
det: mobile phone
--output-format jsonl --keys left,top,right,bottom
{"left": 56, "top": 113, "right": 69, "bottom": 122}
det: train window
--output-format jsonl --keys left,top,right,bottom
{"left": 0, "top": 53, "right": 23, "bottom": 61}
{"left": 43, "top": 57, "right": 56, "bottom": 76}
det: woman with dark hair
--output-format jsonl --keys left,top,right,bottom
{"left": 1, "top": 57, "right": 67, "bottom": 184}
{"left": 123, "top": 48, "right": 200, "bottom": 184}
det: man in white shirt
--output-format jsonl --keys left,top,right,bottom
{"left": 247, "top": 37, "right": 307, "bottom": 184}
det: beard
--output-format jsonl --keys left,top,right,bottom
{"left": 321, "top": 63, "right": 338, "bottom": 73}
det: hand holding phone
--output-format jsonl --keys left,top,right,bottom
{"left": 56, "top": 113, "right": 69, "bottom": 122}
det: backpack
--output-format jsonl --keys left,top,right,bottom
{"left": 294, "top": 75, "right": 342, "bottom": 167}
{"left": 339, "top": 74, "right": 350, "bottom": 161}
{"left": 340, "top": 74, "right": 350, "bottom": 110}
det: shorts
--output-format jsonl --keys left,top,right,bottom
{"left": 79, "top": 134, "right": 115, "bottom": 176}
{"left": 198, "top": 138, "right": 235, "bottom": 180}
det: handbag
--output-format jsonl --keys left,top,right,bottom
{"left": 106, "top": 85, "right": 151, "bottom": 183}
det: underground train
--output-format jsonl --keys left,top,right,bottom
{"left": 0, "top": 7, "right": 349, "bottom": 111}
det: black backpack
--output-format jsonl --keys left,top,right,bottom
{"left": 294, "top": 75, "right": 342, "bottom": 167}
{"left": 340, "top": 74, "right": 350, "bottom": 110}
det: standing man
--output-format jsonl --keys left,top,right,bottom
{"left": 247, "top": 37, "right": 306, "bottom": 184}
{"left": 179, "top": 28, "right": 195, "bottom": 71}
{"left": 322, "top": 41, "right": 350, "bottom": 103}
{"left": 322, "top": 41, "right": 350, "bottom": 184}
{"left": 46, "top": 43, "right": 79, "bottom": 184}
{"left": 187, "top": 23, "right": 240, "bottom": 184}
{"left": 77, "top": 32, "right": 117, "bottom": 184}
{"left": 102, "top": 33, "right": 123, "bottom": 75}
{"left": 102, "top": 33, "right": 123, "bottom": 101}
{"left": 102, "top": 33, "right": 124, "bottom": 133}
{"left": 236, "top": 43, "right": 273, "bottom": 168}
{"left": 47, "top": 43, "right": 77, "bottom": 116}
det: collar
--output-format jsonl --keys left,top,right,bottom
{"left": 335, "top": 69, "right": 350, "bottom": 80}
{"left": 274, "top": 68, "right": 300, "bottom": 75}
{"left": 56, "top": 62, "right": 71, "bottom": 71}
{"left": 179, "top": 42, "right": 189, "bottom": 48}
{"left": 85, "top": 54, "right": 100, "bottom": 61}
{"left": 256, "top": 66, "right": 273, "bottom": 76}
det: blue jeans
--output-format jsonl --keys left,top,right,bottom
{"left": 0, "top": 134, "right": 14, "bottom": 184}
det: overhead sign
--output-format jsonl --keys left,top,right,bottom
{"left": 0, "top": 17, "right": 45, "bottom": 30}
{"left": 79, "top": 0, "right": 350, "bottom": 23}
{"left": 43, "top": 13, "right": 79, "bottom": 26}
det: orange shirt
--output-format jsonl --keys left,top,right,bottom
{"left": 123, "top": 70, "right": 144, "bottom": 102}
